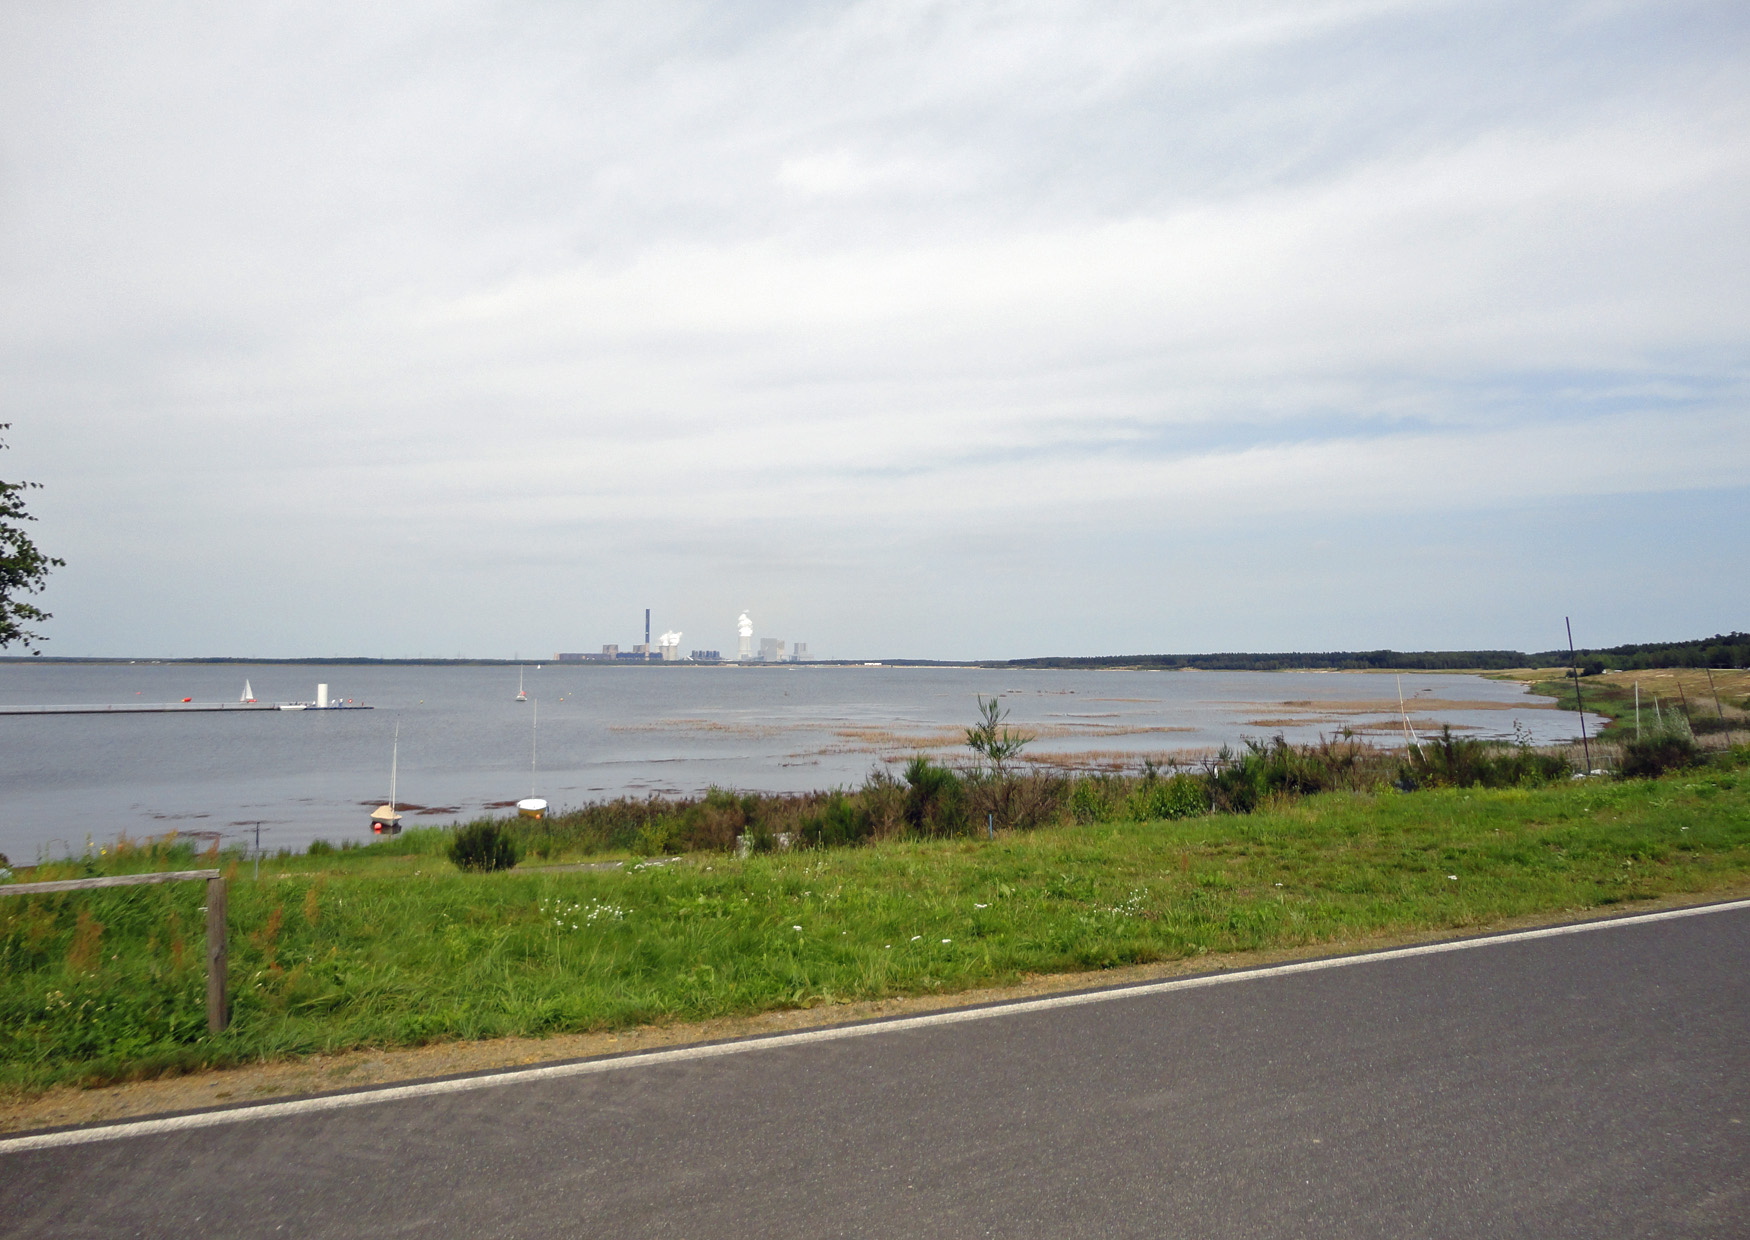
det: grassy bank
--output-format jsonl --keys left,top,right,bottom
{"left": 4, "top": 751, "right": 1747, "bottom": 1095}
{"left": 1513, "top": 665, "right": 1749, "bottom": 741}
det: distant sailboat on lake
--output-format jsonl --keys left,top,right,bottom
{"left": 516, "top": 666, "right": 527, "bottom": 703}
{"left": 370, "top": 720, "right": 404, "bottom": 833}
{"left": 240, "top": 680, "right": 255, "bottom": 703}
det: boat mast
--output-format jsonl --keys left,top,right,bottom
{"left": 530, "top": 698, "right": 538, "bottom": 797}
{"left": 390, "top": 719, "right": 399, "bottom": 813}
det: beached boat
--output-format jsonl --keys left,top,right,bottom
{"left": 370, "top": 721, "right": 404, "bottom": 833}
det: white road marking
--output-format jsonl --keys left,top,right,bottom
{"left": 5, "top": 898, "right": 1745, "bottom": 1154}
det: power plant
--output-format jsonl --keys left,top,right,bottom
{"left": 741, "top": 613, "right": 810, "bottom": 662}
{"left": 552, "top": 608, "right": 808, "bottom": 663}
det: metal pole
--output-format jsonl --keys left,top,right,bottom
{"left": 1566, "top": 617, "right": 1592, "bottom": 774}
{"left": 206, "top": 876, "right": 228, "bottom": 1033}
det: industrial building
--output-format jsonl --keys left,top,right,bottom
{"left": 555, "top": 609, "right": 803, "bottom": 665}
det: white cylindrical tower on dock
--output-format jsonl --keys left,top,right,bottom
{"left": 316, "top": 683, "right": 328, "bottom": 708}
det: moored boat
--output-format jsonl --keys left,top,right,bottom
{"left": 371, "top": 720, "right": 404, "bottom": 834}
{"left": 514, "top": 700, "right": 546, "bottom": 818}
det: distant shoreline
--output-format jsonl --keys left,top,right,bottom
{"left": 2, "top": 630, "right": 1740, "bottom": 673}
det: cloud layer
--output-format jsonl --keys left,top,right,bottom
{"left": 3, "top": 1, "right": 1745, "bottom": 658}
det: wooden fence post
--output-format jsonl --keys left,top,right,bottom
{"left": 0, "top": 868, "right": 228, "bottom": 1033}
{"left": 206, "top": 876, "right": 228, "bottom": 1033}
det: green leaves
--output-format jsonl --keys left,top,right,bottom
{"left": 448, "top": 822, "right": 520, "bottom": 872}
{"left": 0, "top": 424, "right": 65, "bottom": 652}
{"left": 965, "top": 695, "right": 1031, "bottom": 776}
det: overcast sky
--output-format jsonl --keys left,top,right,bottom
{"left": 2, "top": 0, "right": 1744, "bottom": 661}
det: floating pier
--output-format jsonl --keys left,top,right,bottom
{"left": 0, "top": 702, "right": 373, "bottom": 715}
{"left": 0, "top": 682, "right": 372, "bottom": 716}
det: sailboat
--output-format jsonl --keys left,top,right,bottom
{"left": 370, "top": 720, "right": 404, "bottom": 833}
{"left": 516, "top": 666, "right": 527, "bottom": 703}
{"left": 516, "top": 698, "right": 547, "bottom": 819}
{"left": 240, "top": 680, "right": 256, "bottom": 704}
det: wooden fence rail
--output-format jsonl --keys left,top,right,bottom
{"left": 0, "top": 869, "right": 228, "bottom": 1032}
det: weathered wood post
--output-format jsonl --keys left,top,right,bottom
{"left": 206, "top": 875, "right": 229, "bottom": 1033}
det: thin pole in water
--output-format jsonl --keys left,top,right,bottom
{"left": 1566, "top": 618, "right": 1593, "bottom": 774}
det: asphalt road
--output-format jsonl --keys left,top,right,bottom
{"left": 5, "top": 905, "right": 1746, "bottom": 1239}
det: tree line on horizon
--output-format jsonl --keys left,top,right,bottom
{"left": 1005, "top": 632, "right": 1749, "bottom": 673}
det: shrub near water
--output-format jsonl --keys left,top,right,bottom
{"left": 1401, "top": 726, "right": 1571, "bottom": 790}
{"left": 484, "top": 729, "right": 1599, "bottom": 863}
{"left": 1621, "top": 733, "right": 1702, "bottom": 779}
{"left": 1129, "top": 773, "right": 1207, "bottom": 820}
{"left": 448, "top": 822, "right": 519, "bottom": 872}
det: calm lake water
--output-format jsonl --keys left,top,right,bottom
{"left": 0, "top": 662, "right": 1597, "bottom": 861}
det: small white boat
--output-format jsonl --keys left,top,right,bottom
{"left": 515, "top": 666, "right": 527, "bottom": 702}
{"left": 240, "top": 680, "right": 256, "bottom": 703}
{"left": 514, "top": 700, "right": 545, "bottom": 818}
{"left": 370, "top": 721, "right": 404, "bottom": 834}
